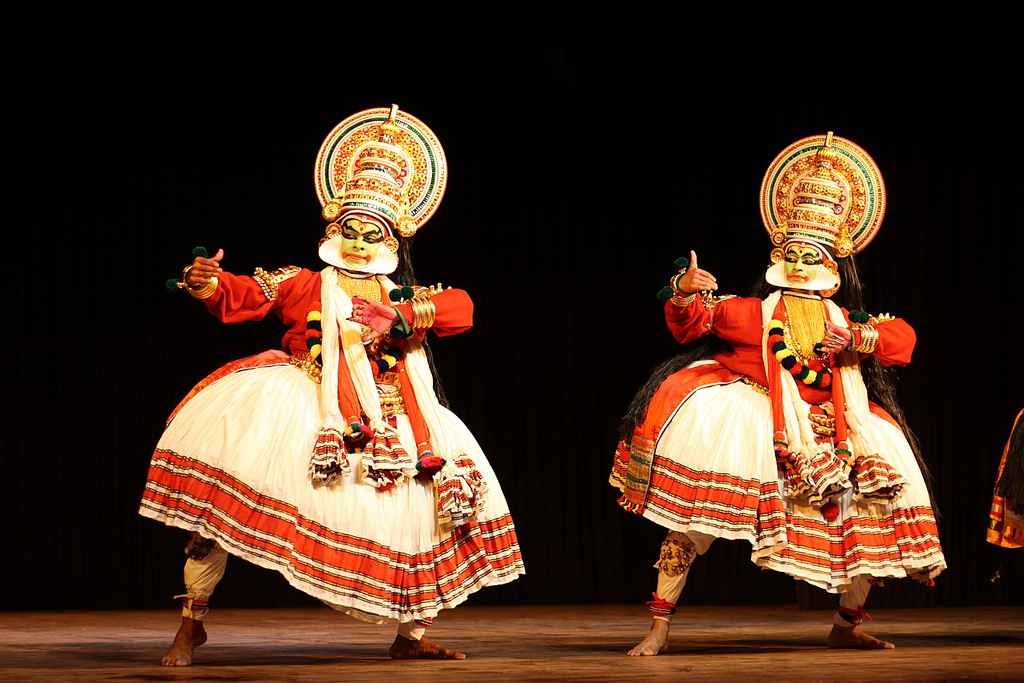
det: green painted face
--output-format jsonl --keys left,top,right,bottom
{"left": 337, "top": 217, "right": 385, "bottom": 269}
{"left": 783, "top": 243, "right": 823, "bottom": 286}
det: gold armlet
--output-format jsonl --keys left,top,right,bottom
{"left": 404, "top": 283, "right": 448, "bottom": 330}
{"left": 853, "top": 324, "right": 879, "bottom": 353}
{"left": 409, "top": 295, "right": 436, "bottom": 330}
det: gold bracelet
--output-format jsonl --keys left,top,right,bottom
{"left": 669, "top": 292, "right": 697, "bottom": 307}
{"left": 187, "top": 276, "right": 218, "bottom": 299}
{"left": 181, "top": 264, "right": 219, "bottom": 299}
{"left": 854, "top": 324, "right": 879, "bottom": 354}
{"left": 410, "top": 296, "right": 436, "bottom": 329}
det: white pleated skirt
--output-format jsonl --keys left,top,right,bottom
{"left": 141, "top": 361, "right": 524, "bottom": 622}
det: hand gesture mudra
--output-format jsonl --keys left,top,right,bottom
{"left": 349, "top": 296, "right": 398, "bottom": 342}
{"left": 675, "top": 250, "right": 718, "bottom": 294}
{"left": 186, "top": 248, "right": 224, "bottom": 286}
{"left": 819, "top": 321, "right": 853, "bottom": 353}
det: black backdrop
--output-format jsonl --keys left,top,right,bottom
{"left": 5, "top": 9, "right": 1022, "bottom": 613}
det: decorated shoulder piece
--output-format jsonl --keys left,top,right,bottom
{"left": 253, "top": 265, "right": 301, "bottom": 302}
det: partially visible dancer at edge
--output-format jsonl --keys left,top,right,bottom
{"left": 141, "top": 106, "right": 524, "bottom": 666}
{"left": 611, "top": 133, "right": 944, "bottom": 655}
{"left": 988, "top": 409, "right": 1024, "bottom": 549}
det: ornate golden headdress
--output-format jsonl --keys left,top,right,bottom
{"left": 315, "top": 105, "right": 447, "bottom": 241}
{"left": 760, "top": 132, "right": 886, "bottom": 259}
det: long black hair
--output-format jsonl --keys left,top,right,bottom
{"left": 392, "top": 234, "right": 450, "bottom": 408}
{"left": 996, "top": 412, "right": 1024, "bottom": 508}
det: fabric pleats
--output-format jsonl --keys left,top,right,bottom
{"left": 612, "top": 363, "right": 944, "bottom": 593}
{"left": 141, "top": 362, "right": 524, "bottom": 623}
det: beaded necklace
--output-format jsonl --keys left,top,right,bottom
{"left": 768, "top": 294, "right": 833, "bottom": 389}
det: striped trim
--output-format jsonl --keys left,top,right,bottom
{"left": 639, "top": 459, "right": 944, "bottom": 590}
{"left": 613, "top": 364, "right": 742, "bottom": 512}
{"left": 758, "top": 506, "right": 944, "bottom": 587}
{"left": 140, "top": 450, "right": 523, "bottom": 621}
{"left": 645, "top": 458, "right": 788, "bottom": 553}
{"left": 646, "top": 592, "right": 676, "bottom": 616}
{"left": 987, "top": 494, "right": 1024, "bottom": 549}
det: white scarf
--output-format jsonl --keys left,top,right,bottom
{"left": 759, "top": 290, "right": 892, "bottom": 477}
{"left": 318, "top": 266, "right": 459, "bottom": 484}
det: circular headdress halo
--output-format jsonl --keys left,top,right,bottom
{"left": 314, "top": 106, "right": 447, "bottom": 236}
{"left": 760, "top": 133, "right": 886, "bottom": 255}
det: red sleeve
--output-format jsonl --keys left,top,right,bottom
{"left": 201, "top": 271, "right": 277, "bottom": 323}
{"left": 859, "top": 317, "right": 916, "bottom": 367}
{"left": 394, "top": 288, "right": 473, "bottom": 338}
{"left": 665, "top": 296, "right": 713, "bottom": 344}
{"left": 665, "top": 295, "right": 764, "bottom": 347}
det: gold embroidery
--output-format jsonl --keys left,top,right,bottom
{"left": 253, "top": 265, "right": 300, "bottom": 301}
{"left": 654, "top": 532, "right": 696, "bottom": 576}
{"left": 378, "top": 385, "right": 406, "bottom": 417}
{"left": 742, "top": 377, "right": 770, "bottom": 397}
{"left": 335, "top": 270, "right": 383, "bottom": 302}
{"left": 290, "top": 352, "right": 322, "bottom": 383}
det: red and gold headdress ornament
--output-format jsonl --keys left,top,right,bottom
{"left": 760, "top": 132, "right": 886, "bottom": 291}
{"left": 315, "top": 105, "right": 447, "bottom": 272}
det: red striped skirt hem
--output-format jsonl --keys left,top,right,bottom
{"left": 140, "top": 449, "right": 524, "bottom": 621}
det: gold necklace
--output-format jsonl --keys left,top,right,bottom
{"left": 783, "top": 294, "right": 826, "bottom": 360}
{"left": 334, "top": 269, "right": 383, "bottom": 302}
{"left": 334, "top": 269, "right": 383, "bottom": 340}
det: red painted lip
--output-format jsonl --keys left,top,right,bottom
{"left": 341, "top": 252, "right": 371, "bottom": 263}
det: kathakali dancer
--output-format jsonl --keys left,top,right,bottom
{"left": 611, "top": 133, "right": 945, "bottom": 654}
{"left": 988, "top": 409, "right": 1024, "bottom": 549}
{"left": 140, "top": 106, "right": 524, "bottom": 665}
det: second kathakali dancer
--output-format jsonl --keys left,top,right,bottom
{"left": 612, "top": 133, "right": 945, "bottom": 654}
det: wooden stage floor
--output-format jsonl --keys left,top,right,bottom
{"left": 1, "top": 605, "right": 1022, "bottom": 682}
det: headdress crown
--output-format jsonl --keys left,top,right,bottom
{"left": 315, "top": 105, "right": 447, "bottom": 240}
{"left": 761, "top": 132, "right": 885, "bottom": 258}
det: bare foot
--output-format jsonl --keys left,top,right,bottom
{"left": 628, "top": 619, "right": 669, "bottom": 656}
{"left": 389, "top": 634, "right": 466, "bottom": 660}
{"left": 827, "top": 624, "right": 895, "bottom": 649}
{"left": 161, "top": 617, "right": 208, "bottom": 666}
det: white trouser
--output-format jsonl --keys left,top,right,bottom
{"left": 833, "top": 576, "right": 873, "bottom": 627}
{"left": 176, "top": 538, "right": 432, "bottom": 639}
{"left": 651, "top": 531, "right": 873, "bottom": 627}
{"left": 178, "top": 543, "right": 228, "bottom": 621}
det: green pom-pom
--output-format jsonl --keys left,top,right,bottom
{"left": 389, "top": 289, "right": 404, "bottom": 302}
{"left": 192, "top": 246, "right": 208, "bottom": 258}
{"left": 656, "top": 286, "right": 674, "bottom": 303}
{"left": 673, "top": 256, "right": 689, "bottom": 270}
{"left": 166, "top": 278, "right": 181, "bottom": 293}
{"left": 401, "top": 285, "right": 415, "bottom": 299}
{"left": 850, "top": 310, "right": 870, "bottom": 324}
